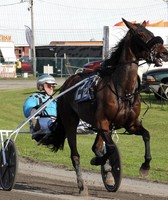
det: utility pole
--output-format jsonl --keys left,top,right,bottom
{"left": 103, "top": 26, "right": 109, "bottom": 59}
{"left": 21, "top": 0, "right": 36, "bottom": 77}
{"left": 30, "top": 0, "right": 36, "bottom": 77}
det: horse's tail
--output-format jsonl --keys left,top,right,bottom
{"left": 39, "top": 110, "right": 66, "bottom": 152}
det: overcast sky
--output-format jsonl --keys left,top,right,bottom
{"left": 0, "top": 0, "right": 167, "bottom": 45}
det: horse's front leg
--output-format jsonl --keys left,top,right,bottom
{"left": 91, "top": 130, "right": 116, "bottom": 165}
{"left": 67, "top": 135, "right": 88, "bottom": 195}
{"left": 91, "top": 130, "right": 115, "bottom": 186}
{"left": 128, "top": 123, "right": 152, "bottom": 176}
{"left": 139, "top": 126, "right": 152, "bottom": 176}
{"left": 92, "top": 134, "right": 104, "bottom": 157}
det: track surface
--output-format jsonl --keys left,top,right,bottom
{"left": 1, "top": 158, "right": 168, "bottom": 200}
{"left": 0, "top": 78, "right": 65, "bottom": 89}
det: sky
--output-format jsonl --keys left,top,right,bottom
{"left": 0, "top": 0, "right": 168, "bottom": 45}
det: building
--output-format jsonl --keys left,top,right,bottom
{"left": 35, "top": 41, "right": 103, "bottom": 75}
{"left": 0, "top": 35, "right": 16, "bottom": 78}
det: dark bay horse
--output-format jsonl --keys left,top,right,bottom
{"left": 42, "top": 19, "right": 168, "bottom": 194}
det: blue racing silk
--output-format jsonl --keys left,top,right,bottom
{"left": 23, "top": 92, "right": 57, "bottom": 118}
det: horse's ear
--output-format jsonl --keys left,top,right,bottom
{"left": 122, "top": 18, "right": 137, "bottom": 31}
{"left": 141, "top": 20, "right": 147, "bottom": 27}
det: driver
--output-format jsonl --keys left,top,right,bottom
{"left": 23, "top": 74, "right": 57, "bottom": 142}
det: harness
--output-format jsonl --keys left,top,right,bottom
{"left": 93, "top": 73, "right": 148, "bottom": 132}
{"left": 105, "top": 82, "right": 140, "bottom": 109}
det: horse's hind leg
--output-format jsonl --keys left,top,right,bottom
{"left": 64, "top": 115, "right": 88, "bottom": 195}
{"left": 67, "top": 137, "right": 88, "bottom": 195}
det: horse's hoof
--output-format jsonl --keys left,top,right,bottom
{"left": 79, "top": 185, "right": 88, "bottom": 196}
{"left": 77, "top": 177, "right": 88, "bottom": 196}
{"left": 90, "top": 157, "right": 103, "bottom": 166}
{"left": 139, "top": 168, "right": 149, "bottom": 177}
{"left": 139, "top": 164, "right": 150, "bottom": 177}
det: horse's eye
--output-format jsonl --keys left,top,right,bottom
{"left": 138, "top": 33, "right": 147, "bottom": 42}
{"left": 139, "top": 33, "right": 145, "bottom": 39}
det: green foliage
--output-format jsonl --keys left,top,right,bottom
{"left": 0, "top": 88, "right": 168, "bottom": 183}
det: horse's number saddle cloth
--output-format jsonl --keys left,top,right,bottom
{"left": 75, "top": 77, "right": 95, "bottom": 102}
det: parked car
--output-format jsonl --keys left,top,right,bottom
{"left": 19, "top": 57, "right": 33, "bottom": 73}
{"left": 142, "top": 68, "right": 168, "bottom": 100}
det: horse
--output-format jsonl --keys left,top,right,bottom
{"left": 41, "top": 18, "right": 168, "bottom": 195}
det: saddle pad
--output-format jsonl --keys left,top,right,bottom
{"left": 75, "top": 77, "right": 95, "bottom": 102}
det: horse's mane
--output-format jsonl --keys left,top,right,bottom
{"left": 107, "top": 37, "right": 126, "bottom": 66}
{"left": 97, "top": 36, "right": 126, "bottom": 76}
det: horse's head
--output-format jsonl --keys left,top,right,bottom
{"left": 122, "top": 18, "right": 168, "bottom": 66}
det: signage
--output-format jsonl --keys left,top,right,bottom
{"left": 0, "top": 35, "right": 11, "bottom": 42}
{"left": 25, "top": 25, "right": 32, "bottom": 47}
{"left": 0, "top": 64, "right": 16, "bottom": 78}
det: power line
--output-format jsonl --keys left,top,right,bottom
{"left": 0, "top": 1, "right": 21, "bottom": 7}
{"left": 37, "top": 0, "right": 163, "bottom": 11}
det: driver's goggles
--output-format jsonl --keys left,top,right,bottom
{"left": 46, "top": 83, "right": 56, "bottom": 88}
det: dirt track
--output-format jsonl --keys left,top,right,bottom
{"left": 1, "top": 158, "right": 168, "bottom": 200}
{"left": 0, "top": 78, "right": 65, "bottom": 89}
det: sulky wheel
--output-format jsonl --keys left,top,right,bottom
{"left": 101, "top": 142, "right": 122, "bottom": 192}
{"left": 156, "top": 82, "right": 168, "bottom": 100}
{"left": 161, "top": 82, "right": 168, "bottom": 99}
{"left": 0, "top": 139, "right": 18, "bottom": 191}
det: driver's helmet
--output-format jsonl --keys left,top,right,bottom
{"left": 37, "top": 74, "right": 56, "bottom": 90}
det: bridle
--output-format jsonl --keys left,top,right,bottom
{"left": 146, "top": 36, "right": 163, "bottom": 49}
{"left": 133, "top": 29, "right": 164, "bottom": 64}
{"left": 146, "top": 36, "right": 163, "bottom": 63}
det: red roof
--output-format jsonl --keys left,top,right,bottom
{"left": 114, "top": 20, "right": 168, "bottom": 27}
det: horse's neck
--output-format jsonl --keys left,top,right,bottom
{"left": 113, "top": 61, "right": 138, "bottom": 95}
{"left": 109, "top": 40, "right": 139, "bottom": 94}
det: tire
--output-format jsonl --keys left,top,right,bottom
{"left": 0, "top": 139, "right": 18, "bottom": 191}
{"left": 101, "top": 143, "right": 122, "bottom": 192}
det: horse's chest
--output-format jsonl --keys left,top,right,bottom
{"left": 107, "top": 100, "right": 138, "bottom": 126}
{"left": 117, "top": 102, "right": 132, "bottom": 118}
{"left": 110, "top": 100, "right": 131, "bottom": 114}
